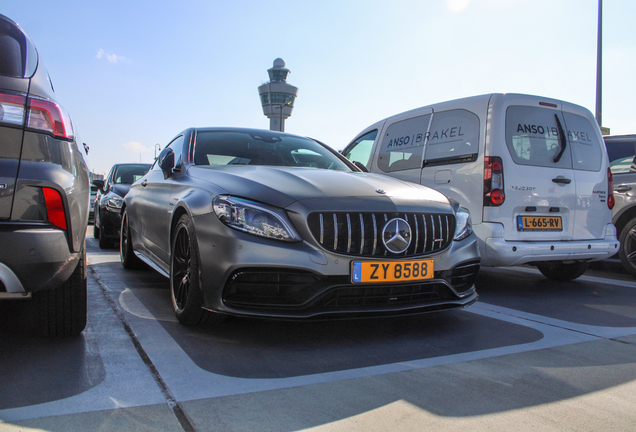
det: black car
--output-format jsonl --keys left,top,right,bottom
{"left": 121, "top": 127, "right": 480, "bottom": 325}
{"left": 0, "top": 14, "right": 90, "bottom": 336}
{"left": 93, "top": 163, "right": 151, "bottom": 249}
{"left": 605, "top": 134, "right": 636, "bottom": 276}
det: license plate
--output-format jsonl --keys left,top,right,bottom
{"left": 351, "top": 259, "right": 434, "bottom": 283}
{"left": 517, "top": 215, "right": 563, "bottom": 231}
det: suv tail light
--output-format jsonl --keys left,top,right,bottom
{"left": 484, "top": 156, "right": 505, "bottom": 206}
{"left": 27, "top": 97, "right": 74, "bottom": 140}
{"left": 607, "top": 167, "right": 615, "bottom": 210}
{"left": 42, "top": 187, "right": 67, "bottom": 230}
{"left": 0, "top": 92, "right": 74, "bottom": 140}
{"left": 0, "top": 93, "right": 27, "bottom": 126}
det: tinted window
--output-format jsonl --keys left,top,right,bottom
{"left": 112, "top": 164, "right": 151, "bottom": 184}
{"left": 506, "top": 106, "right": 572, "bottom": 169}
{"left": 343, "top": 130, "right": 377, "bottom": 169}
{"left": 0, "top": 18, "right": 37, "bottom": 78}
{"left": 378, "top": 115, "right": 431, "bottom": 172}
{"left": 193, "top": 130, "right": 352, "bottom": 171}
{"left": 424, "top": 109, "right": 479, "bottom": 163}
{"left": 563, "top": 112, "right": 602, "bottom": 171}
{"left": 605, "top": 138, "right": 636, "bottom": 174}
{"left": 506, "top": 106, "right": 602, "bottom": 171}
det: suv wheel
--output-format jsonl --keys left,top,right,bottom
{"left": 536, "top": 261, "right": 588, "bottom": 281}
{"left": 34, "top": 248, "right": 87, "bottom": 337}
{"left": 618, "top": 217, "right": 636, "bottom": 277}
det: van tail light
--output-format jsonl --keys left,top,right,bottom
{"left": 607, "top": 167, "right": 615, "bottom": 210}
{"left": 42, "top": 187, "right": 67, "bottom": 230}
{"left": 484, "top": 156, "right": 505, "bottom": 206}
{"left": 27, "top": 97, "right": 74, "bottom": 140}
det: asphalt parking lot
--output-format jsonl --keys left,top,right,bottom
{"left": 1, "top": 229, "right": 635, "bottom": 432}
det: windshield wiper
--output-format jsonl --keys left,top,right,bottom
{"left": 553, "top": 114, "right": 567, "bottom": 163}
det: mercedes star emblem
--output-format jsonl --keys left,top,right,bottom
{"left": 382, "top": 218, "right": 412, "bottom": 254}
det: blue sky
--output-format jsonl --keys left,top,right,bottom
{"left": 4, "top": 0, "right": 635, "bottom": 176}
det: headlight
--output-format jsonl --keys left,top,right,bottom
{"left": 104, "top": 194, "right": 123, "bottom": 212}
{"left": 213, "top": 196, "right": 301, "bottom": 242}
{"left": 453, "top": 206, "right": 472, "bottom": 241}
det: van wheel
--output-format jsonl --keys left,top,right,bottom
{"left": 618, "top": 217, "right": 636, "bottom": 277}
{"left": 536, "top": 261, "right": 588, "bottom": 281}
{"left": 35, "top": 248, "right": 87, "bottom": 337}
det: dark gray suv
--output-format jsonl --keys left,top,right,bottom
{"left": 0, "top": 14, "right": 90, "bottom": 336}
{"left": 605, "top": 134, "right": 636, "bottom": 277}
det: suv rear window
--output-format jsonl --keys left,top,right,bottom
{"left": 0, "top": 17, "right": 37, "bottom": 78}
{"left": 605, "top": 136, "right": 636, "bottom": 174}
{"left": 505, "top": 106, "right": 602, "bottom": 172}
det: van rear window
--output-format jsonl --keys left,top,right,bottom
{"left": 505, "top": 106, "right": 602, "bottom": 172}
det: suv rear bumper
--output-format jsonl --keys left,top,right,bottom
{"left": 0, "top": 225, "right": 78, "bottom": 294}
{"left": 477, "top": 223, "right": 619, "bottom": 267}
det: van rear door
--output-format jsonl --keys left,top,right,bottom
{"left": 486, "top": 95, "right": 608, "bottom": 243}
{"left": 488, "top": 98, "right": 576, "bottom": 241}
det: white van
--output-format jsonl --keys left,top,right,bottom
{"left": 342, "top": 93, "right": 618, "bottom": 280}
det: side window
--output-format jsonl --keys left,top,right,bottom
{"left": 505, "top": 106, "right": 572, "bottom": 169}
{"left": 424, "top": 110, "right": 479, "bottom": 164}
{"left": 378, "top": 115, "right": 431, "bottom": 173}
{"left": 606, "top": 140, "right": 636, "bottom": 174}
{"left": 343, "top": 130, "right": 377, "bottom": 169}
{"left": 562, "top": 113, "right": 602, "bottom": 172}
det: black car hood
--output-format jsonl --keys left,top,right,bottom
{"left": 111, "top": 184, "right": 132, "bottom": 198}
{"left": 188, "top": 165, "right": 450, "bottom": 211}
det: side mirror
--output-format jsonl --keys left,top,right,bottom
{"left": 92, "top": 179, "right": 105, "bottom": 192}
{"left": 159, "top": 147, "right": 175, "bottom": 179}
{"left": 352, "top": 161, "right": 369, "bottom": 172}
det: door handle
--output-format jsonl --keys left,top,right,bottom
{"left": 552, "top": 177, "right": 571, "bottom": 185}
{"left": 615, "top": 184, "right": 632, "bottom": 193}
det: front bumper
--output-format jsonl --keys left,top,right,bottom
{"left": 99, "top": 207, "right": 122, "bottom": 240}
{"left": 0, "top": 223, "right": 79, "bottom": 294}
{"left": 193, "top": 212, "right": 481, "bottom": 319}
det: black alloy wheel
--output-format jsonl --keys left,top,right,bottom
{"left": 120, "top": 209, "right": 143, "bottom": 269}
{"left": 619, "top": 217, "right": 636, "bottom": 278}
{"left": 170, "top": 214, "right": 207, "bottom": 325}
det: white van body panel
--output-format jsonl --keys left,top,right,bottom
{"left": 343, "top": 93, "right": 618, "bottom": 268}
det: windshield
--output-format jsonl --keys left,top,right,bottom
{"left": 193, "top": 130, "right": 352, "bottom": 171}
{"left": 112, "top": 164, "right": 151, "bottom": 184}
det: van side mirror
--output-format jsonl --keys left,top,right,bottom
{"left": 159, "top": 148, "right": 175, "bottom": 179}
{"left": 352, "top": 161, "right": 369, "bottom": 172}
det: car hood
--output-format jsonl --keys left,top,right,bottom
{"left": 188, "top": 166, "right": 451, "bottom": 211}
{"left": 111, "top": 184, "right": 132, "bottom": 198}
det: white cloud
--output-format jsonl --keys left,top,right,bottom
{"left": 96, "top": 48, "right": 127, "bottom": 64}
{"left": 122, "top": 141, "right": 151, "bottom": 153}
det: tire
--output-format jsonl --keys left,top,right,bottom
{"left": 35, "top": 248, "right": 87, "bottom": 337}
{"left": 120, "top": 209, "right": 144, "bottom": 269}
{"left": 98, "top": 230, "right": 110, "bottom": 249}
{"left": 618, "top": 217, "right": 636, "bottom": 278}
{"left": 170, "top": 214, "right": 209, "bottom": 325}
{"left": 536, "top": 261, "right": 589, "bottom": 281}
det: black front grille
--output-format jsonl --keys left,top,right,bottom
{"left": 315, "top": 282, "right": 451, "bottom": 308}
{"left": 307, "top": 212, "right": 455, "bottom": 257}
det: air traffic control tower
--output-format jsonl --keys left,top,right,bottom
{"left": 258, "top": 58, "right": 298, "bottom": 132}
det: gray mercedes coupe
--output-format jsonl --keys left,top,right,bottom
{"left": 121, "top": 127, "right": 480, "bottom": 325}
